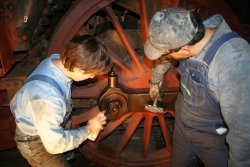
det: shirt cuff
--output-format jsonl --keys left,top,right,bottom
{"left": 77, "top": 126, "right": 89, "bottom": 144}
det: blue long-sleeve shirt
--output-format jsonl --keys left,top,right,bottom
{"left": 151, "top": 14, "right": 250, "bottom": 167}
{"left": 10, "top": 54, "right": 88, "bottom": 154}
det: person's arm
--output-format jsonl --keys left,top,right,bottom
{"left": 218, "top": 43, "right": 250, "bottom": 167}
{"left": 31, "top": 97, "right": 105, "bottom": 154}
{"left": 149, "top": 59, "right": 173, "bottom": 101}
{"left": 151, "top": 59, "right": 173, "bottom": 84}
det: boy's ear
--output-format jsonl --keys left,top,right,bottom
{"left": 73, "top": 67, "right": 85, "bottom": 73}
{"left": 179, "top": 46, "right": 190, "bottom": 54}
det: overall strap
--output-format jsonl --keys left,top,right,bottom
{"left": 26, "top": 74, "right": 65, "bottom": 98}
{"left": 203, "top": 32, "right": 240, "bottom": 65}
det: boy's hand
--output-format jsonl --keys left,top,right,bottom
{"left": 86, "top": 111, "right": 106, "bottom": 135}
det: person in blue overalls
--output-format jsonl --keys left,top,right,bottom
{"left": 144, "top": 8, "right": 250, "bottom": 167}
{"left": 10, "top": 35, "right": 112, "bottom": 167}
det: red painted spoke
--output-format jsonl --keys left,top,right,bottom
{"left": 96, "top": 112, "right": 133, "bottom": 142}
{"left": 87, "top": 33, "right": 133, "bottom": 75}
{"left": 157, "top": 115, "right": 171, "bottom": 152}
{"left": 142, "top": 114, "right": 153, "bottom": 157}
{"left": 163, "top": 110, "right": 176, "bottom": 118}
{"left": 104, "top": 5, "right": 143, "bottom": 72}
{"left": 47, "top": 0, "right": 116, "bottom": 55}
{"left": 105, "top": 48, "right": 132, "bottom": 75}
{"left": 116, "top": 113, "right": 143, "bottom": 155}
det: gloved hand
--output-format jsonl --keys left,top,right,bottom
{"left": 149, "top": 80, "right": 163, "bottom": 101}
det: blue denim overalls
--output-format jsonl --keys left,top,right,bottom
{"left": 170, "top": 32, "right": 239, "bottom": 167}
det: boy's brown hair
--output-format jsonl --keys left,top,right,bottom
{"left": 60, "top": 35, "right": 113, "bottom": 75}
